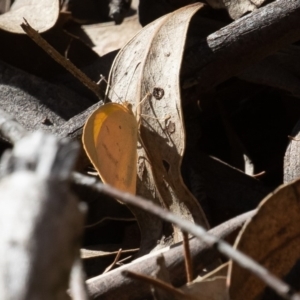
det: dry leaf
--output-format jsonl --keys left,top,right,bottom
{"left": 206, "top": 0, "right": 267, "bottom": 20}
{"left": 229, "top": 179, "right": 300, "bottom": 299}
{"left": 0, "top": 0, "right": 59, "bottom": 33}
{"left": 81, "top": 247, "right": 138, "bottom": 259}
{"left": 71, "top": 15, "right": 142, "bottom": 56}
{"left": 284, "top": 118, "right": 300, "bottom": 183}
{"left": 107, "top": 3, "right": 209, "bottom": 244}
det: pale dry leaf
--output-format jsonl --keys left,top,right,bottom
{"left": 228, "top": 179, "right": 300, "bottom": 299}
{"left": 107, "top": 3, "right": 209, "bottom": 244}
{"left": 66, "top": 0, "right": 140, "bottom": 55}
{"left": 0, "top": 0, "right": 59, "bottom": 33}
{"left": 81, "top": 246, "right": 138, "bottom": 259}
{"left": 106, "top": 15, "right": 166, "bottom": 255}
{"left": 284, "top": 118, "right": 300, "bottom": 183}
{"left": 69, "top": 15, "right": 142, "bottom": 57}
{"left": 206, "top": 0, "right": 267, "bottom": 20}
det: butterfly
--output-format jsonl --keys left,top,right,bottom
{"left": 82, "top": 78, "right": 152, "bottom": 195}
{"left": 82, "top": 100, "right": 138, "bottom": 194}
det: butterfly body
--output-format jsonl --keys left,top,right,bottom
{"left": 83, "top": 102, "right": 138, "bottom": 194}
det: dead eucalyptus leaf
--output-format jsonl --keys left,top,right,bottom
{"left": 229, "top": 179, "right": 300, "bottom": 299}
{"left": 81, "top": 247, "right": 138, "bottom": 259}
{"left": 75, "top": 15, "right": 142, "bottom": 56}
{"left": 284, "top": 118, "right": 300, "bottom": 183}
{"left": 0, "top": 0, "right": 59, "bottom": 33}
{"left": 107, "top": 3, "right": 209, "bottom": 245}
{"left": 206, "top": 0, "right": 267, "bottom": 20}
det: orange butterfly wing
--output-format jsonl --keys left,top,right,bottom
{"left": 82, "top": 103, "right": 138, "bottom": 194}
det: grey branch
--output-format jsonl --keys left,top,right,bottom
{"left": 182, "top": 0, "right": 300, "bottom": 93}
{"left": 0, "top": 131, "right": 86, "bottom": 299}
{"left": 86, "top": 208, "right": 255, "bottom": 299}
{"left": 86, "top": 182, "right": 300, "bottom": 300}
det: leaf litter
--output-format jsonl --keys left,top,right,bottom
{"left": 0, "top": 0, "right": 59, "bottom": 33}
{"left": 229, "top": 178, "right": 300, "bottom": 299}
{"left": 1, "top": 0, "right": 300, "bottom": 299}
{"left": 106, "top": 3, "right": 210, "bottom": 245}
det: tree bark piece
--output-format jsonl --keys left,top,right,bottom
{"left": 182, "top": 0, "right": 300, "bottom": 92}
{"left": 87, "top": 210, "right": 255, "bottom": 300}
{"left": 87, "top": 182, "right": 300, "bottom": 300}
{"left": 0, "top": 59, "right": 93, "bottom": 135}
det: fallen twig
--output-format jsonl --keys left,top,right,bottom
{"left": 86, "top": 207, "right": 255, "bottom": 299}
{"left": 182, "top": 0, "right": 300, "bottom": 92}
{"left": 183, "top": 232, "right": 193, "bottom": 283}
{"left": 104, "top": 249, "right": 123, "bottom": 274}
{"left": 122, "top": 270, "right": 195, "bottom": 300}
{"left": 21, "top": 19, "right": 105, "bottom": 101}
{"left": 87, "top": 182, "right": 300, "bottom": 300}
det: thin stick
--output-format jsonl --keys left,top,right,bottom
{"left": 122, "top": 270, "right": 195, "bottom": 300}
{"left": 79, "top": 178, "right": 300, "bottom": 300}
{"left": 115, "top": 255, "right": 134, "bottom": 265}
{"left": 104, "top": 249, "right": 123, "bottom": 274}
{"left": 252, "top": 171, "right": 266, "bottom": 178}
{"left": 20, "top": 19, "right": 105, "bottom": 101}
{"left": 182, "top": 231, "right": 193, "bottom": 283}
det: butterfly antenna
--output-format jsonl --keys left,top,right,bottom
{"left": 136, "top": 91, "right": 152, "bottom": 109}
{"left": 98, "top": 74, "right": 122, "bottom": 104}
